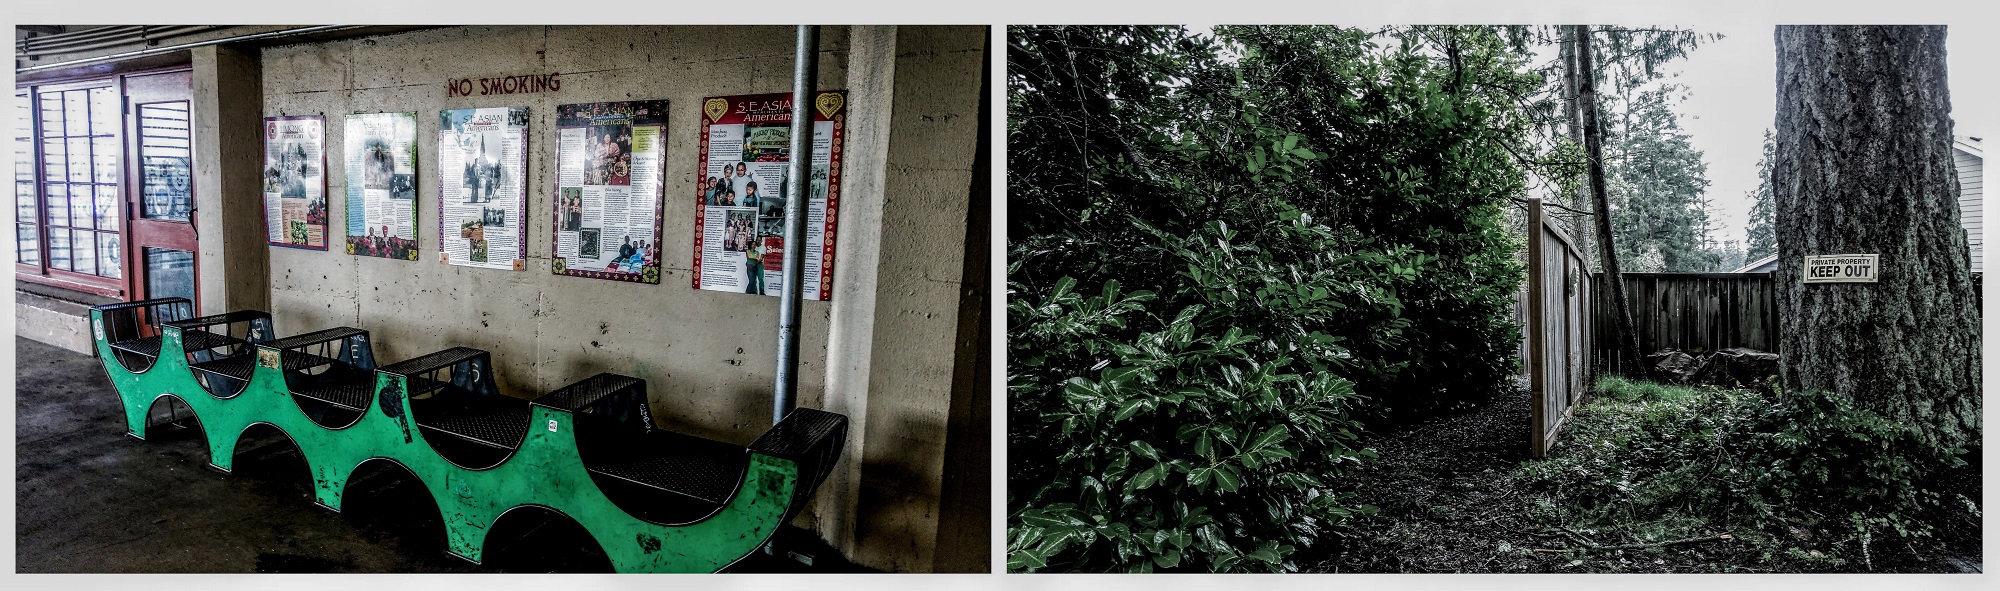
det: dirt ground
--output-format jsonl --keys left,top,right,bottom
{"left": 1308, "top": 387, "right": 1983, "bottom": 574}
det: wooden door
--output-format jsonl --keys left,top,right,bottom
{"left": 121, "top": 70, "right": 198, "bottom": 306}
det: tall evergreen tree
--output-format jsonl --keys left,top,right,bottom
{"left": 1606, "top": 86, "right": 1714, "bottom": 272}
{"left": 1773, "top": 25, "right": 1979, "bottom": 448}
{"left": 1744, "top": 129, "right": 1777, "bottom": 262}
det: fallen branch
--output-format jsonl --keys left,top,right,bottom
{"left": 1533, "top": 533, "right": 1735, "bottom": 554}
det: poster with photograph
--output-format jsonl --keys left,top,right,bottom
{"left": 262, "top": 115, "right": 328, "bottom": 249}
{"left": 343, "top": 112, "right": 419, "bottom": 260}
{"left": 692, "top": 91, "right": 845, "bottom": 300}
{"left": 551, "top": 100, "right": 667, "bottom": 283}
{"left": 439, "top": 107, "right": 529, "bottom": 270}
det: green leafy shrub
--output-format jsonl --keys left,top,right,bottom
{"left": 1521, "top": 377, "right": 1975, "bottom": 567}
{"left": 1008, "top": 25, "right": 1536, "bottom": 572}
{"left": 1008, "top": 214, "right": 1390, "bottom": 572}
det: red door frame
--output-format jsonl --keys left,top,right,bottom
{"left": 120, "top": 69, "right": 200, "bottom": 308}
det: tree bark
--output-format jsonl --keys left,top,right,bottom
{"left": 1773, "top": 25, "right": 1980, "bottom": 447}
{"left": 1573, "top": 25, "right": 1647, "bottom": 376}
{"left": 1558, "top": 28, "right": 1596, "bottom": 267}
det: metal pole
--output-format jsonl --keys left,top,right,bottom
{"left": 774, "top": 25, "right": 820, "bottom": 426}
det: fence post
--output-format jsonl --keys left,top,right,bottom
{"left": 1526, "top": 198, "right": 1547, "bottom": 458}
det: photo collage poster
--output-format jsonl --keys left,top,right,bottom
{"left": 692, "top": 91, "right": 846, "bottom": 300}
{"left": 439, "top": 107, "right": 529, "bottom": 270}
{"left": 261, "top": 115, "right": 328, "bottom": 249}
{"left": 551, "top": 100, "right": 667, "bottom": 284}
{"left": 343, "top": 112, "right": 420, "bottom": 260}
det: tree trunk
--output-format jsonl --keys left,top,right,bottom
{"left": 1573, "top": 25, "right": 1647, "bottom": 377}
{"left": 1773, "top": 25, "right": 1980, "bottom": 447}
{"left": 1559, "top": 28, "right": 1596, "bottom": 267}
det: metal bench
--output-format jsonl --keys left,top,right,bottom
{"left": 379, "top": 347, "right": 530, "bottom": 467}
{"left": 176, "top": 310, "right": 277, "bottom": 397}
{"left": 534, "top": 373, "right": 847, "bottom": 525}
{"left": 86, "top": 309, "right": 855, "bottom": 571}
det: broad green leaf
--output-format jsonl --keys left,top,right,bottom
{"left": 1247, "top": 425, "right": 1291, "bottom": 452}
{"left": 1050, "top": 276, "right": 1077, "bottom": 300}
{"left": 1113, "top": 398, "right": 1150, "bottom": 422}
{"left": 1213, "top": 467, "right": 1244, "bottom": 492}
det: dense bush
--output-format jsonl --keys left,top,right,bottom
{"left": 1008, "top": 25, "right": 1535, "bottom": 572}
{"left": 1520, "top": 377, "right": 1977, "bottom": 568}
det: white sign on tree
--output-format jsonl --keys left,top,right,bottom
{"left": 1802, "top": 254, "right": 1879, "bottom": 283}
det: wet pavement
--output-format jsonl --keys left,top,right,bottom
{"left": 13, "top": 336, "right": 860, "bottom": 573}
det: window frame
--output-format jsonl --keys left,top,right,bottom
{"left": 15, "top": 68, "right": 186, "bottom": 299}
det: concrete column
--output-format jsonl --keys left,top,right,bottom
{"left": 822, "top": 25, "right": 987, "bottom": 572}
{"left": 821, "top": 23, "right": 898, "bottom": 564}
{"left": 190, "top": 45, "right": 270, "bottom": 316}
{"left": 931, "top": 30, "right": 992, "bottom": 573}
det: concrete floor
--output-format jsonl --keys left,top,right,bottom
{"left": 13, "top": 336, "right": 862, "bottom": 573}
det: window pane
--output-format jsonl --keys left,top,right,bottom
{"left": 139, "top": 102, "right": 193, "bottom": 221}
{"left": 67, "top": 137, "right": 90, "bottom": 183}
{"left": 14, "top": 93, "right": 29, "bottom": 183}
{"left": 95, "top": 184, "right": 119, "bottom": 228}
{"left": 71, "top": 230, "right": 96, "bottom": 275}
{"left": 16, "top": 223, "right": 38, "bottom": 265}
{"left": 144, "top": 247, "right": 195, "bottom": 303}
{"left": 38, "top": 93, "right": 63, "bottom": 138}
{"left": 69, "top": 188, "right": 93, "bottom": 229}
{"left": 93, "top": 136, "right": 119, "bottom": 183}
{"left": 47, "top": 229, "right": 70, "bottom": 271}
{"left": 42, "top": 138, "right": 64, "bottom": 181}
{"left": 16, "top": 181, "right": 34, "bottom": 223}
{"left": 64, "top": 90, "right": 88, "bottom": 137}
{"left": 44, "top": 184, "right": 68, "bottom": 227}
{"left": 96, "top": 232, "right": 120, "bottom": 278}
{"left": 89, "top": 87, "right": 118, "bottom": 136}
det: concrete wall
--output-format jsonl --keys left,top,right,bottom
{"left": 16, "top": 290, "right": 94, "bottom": 354}
{"left": 248, "top": 25, "right": 986, "bottom": 572}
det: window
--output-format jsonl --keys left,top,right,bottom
{"left": 14, "top": 92, "right": 38, "bottom": 266}
{"left": 17, "top": 82, "right": 125, "bottom": 294}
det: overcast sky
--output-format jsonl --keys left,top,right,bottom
{"left": 1673, "top": 25, "right": 1985, "bottom": 248}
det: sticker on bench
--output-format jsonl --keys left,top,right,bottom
{"left": 259, "top": 349, "right": 282, "bottom": 370}
{"left": 93, "top": 319, "right": 104, "bottom": 341}
{"left": 548, "top": 419, "right": 559, "bottom": 433}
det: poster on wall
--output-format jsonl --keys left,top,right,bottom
{"left": 551, "top": 100, "right": 667, "bottom": 283}
{"left": 439, "top": 107, "right": 529, "bottom": 270}
{"left": 343, "top": 112, "right": 420, "bottom": 260}
{"left": 262, "top": 115, "right": 328, "bottom": 249}
{"left": 691, "top": 90, "right": 845, "bottom": 300}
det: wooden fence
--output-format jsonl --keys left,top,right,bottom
{"left": 1523, "top": 198, "right": 1593, "bottom": 458}
{"left": 1589, "top": 273, "right": 1779, "bottom": 375}
{"left": 1591, "top": 270, "right": 1980, "bottom": 375}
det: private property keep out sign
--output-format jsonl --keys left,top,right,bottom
{"left": 1803, "top": 254, "right": 1879, "bottom": 283}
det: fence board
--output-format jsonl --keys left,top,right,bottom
{"left": 1589, "top": 272, "right": 1778, "bottom": 375}
{"left": 1523, "top": 198, "right": 1592, "bottom": 458}
{"left": 1591, "top": 270, "right": 1980, "bottom": 375}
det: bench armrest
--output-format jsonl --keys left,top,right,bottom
{"left": 164, "top": 310, "right": 272, "bottom": 330}
{"left": 379, "top": 346, "right": 488, "bottom": 377}
{"left": 91, "top": 297, "right": 193, "bottom": 314}
{"left": 748, "top": 407, "right": 848, "bottom": 521}
{"left": 267, "top": 326, "right": 368, "bottom": 351}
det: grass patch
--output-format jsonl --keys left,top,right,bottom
{"left": 1515, "top": 376, "right": 1979, "bottom": 571}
